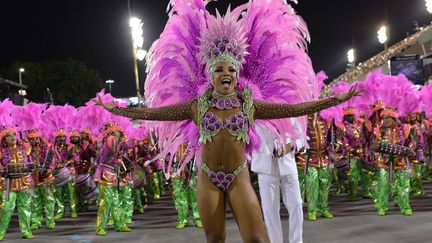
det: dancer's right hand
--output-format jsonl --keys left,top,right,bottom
{"left": 95, "top": 95, "right": 116, "bottom": 111}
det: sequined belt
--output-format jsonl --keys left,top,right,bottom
{"left": 201, "top": 161, "right": 247, "bottom": 192}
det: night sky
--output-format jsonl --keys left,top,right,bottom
{"left": 1, "top": 0, "right": 430, "bottom": 98}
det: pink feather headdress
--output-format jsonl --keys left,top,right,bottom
{"left": 199, "top": 6, "right": 248, "bottom": 76}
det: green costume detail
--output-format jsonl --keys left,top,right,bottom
{"left": 360, "top": 168, "right": 373, "bottom": 198}
{"left": 171, "top": 173, "right": 201, "bottom": 228}
{"left": 54, "top": 182, "right": 77, "bottom": 218}
{"left": 0, "top": 190, "right": 33, "bottom": 238}
{"left": 31, "top": 186, "right": 55, "bottom": 229}
{"left": 119, "top": 184, "right": 133, "bottom": 224}
{"left": 376, "top": 168, "right": 411, "bottom": 215}
{"left": 306, "top": 166, "right": 332, "bottom": 219}
{"left": 347, "top": 159, "right": 360, "bottom": 201}
{"left": 132, "top": 188, "right": 145, "bottom": 213}
{"left": 410, "top": 164, "right": 425, "bottom": 197}
{"left": 153, "top": 172, "right": 162, "bottom": 200}
{"left": 157, "top": 171, "right": 165, "bottom": 196}
{"left": 145, "top": 173, "right": 158, "bottom": 203}
{"left": 96, "top": 184, "right": 128, "bottom": 233}
{"left": 297, "top": 169, "right": 306, "bottom": 202}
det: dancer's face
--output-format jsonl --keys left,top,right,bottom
{"left": 212, "top": 61, "right": 237, "bottom": 95}
{"left": 4, "top": 133, "right": 16, "bottom": 147}
{"left": 56, "top": 135, "right": 66, "bottom": 145}
{"left": 418, "top": 112, "right": 425, "bottom": 121}
{"left": 344, "top": 115, "right": 355, "bottom": 124}
{"left": 382, "top": 116, "right": 395, "bottom": 128}
{"left": 70, "top": 136, "right": 80, "bottom": 144}
{"left": 111, "top": 130, "right": 122, "bottom": 138}
{"left": 29, "top": 137, "right": 39, "bottom": 146}
{"left": 408, "top": 113, "right": 417, "bottom": 124}
{"left": 81, "top": 133, "right": 89, "bottom": 141}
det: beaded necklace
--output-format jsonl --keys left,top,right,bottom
{"left": 210, "top": 91, "right": 241, "bottom": 110}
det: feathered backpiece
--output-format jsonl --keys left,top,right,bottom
{"left": 41, "top": 104, "right": 76, "bottom": 141}
{"left": 240, "top": 0, "right": 315, "bottom": 147}
{"left": 144, "top": 0, "right": 316, "bottom": 177}
{"left": 330, "top": 70, "right": 419, "bottom": 117}
{"left": 14, "top": 102, "right": 48, "bottom": 139}
{"left": 0, "top": 99, "right": 15, "bottom": 127}
{"left": 85, "top": 89, "right": 128, "bottom": 137}
{"left": 419, "top": 82, "right": 432, "bottom": 117}
{"left": 0, "top": 99, "right": 17, "bottom": 140}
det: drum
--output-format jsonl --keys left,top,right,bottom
{"left": 132, "top": 169, "right": 146, "bottom": 188}
{"left": 52, "top": 167, "right": 72, "bottom": 186}
{"left": 76, "top": 173, "right": 98, "bottom": 200}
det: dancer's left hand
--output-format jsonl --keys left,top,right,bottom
{"left": 335, "top": 84, "right": 363, "bottom": 102}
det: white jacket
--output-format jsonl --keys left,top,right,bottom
{"left": 251, "top": 118, "right": 306, "bottom": 176}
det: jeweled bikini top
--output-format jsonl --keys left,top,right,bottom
{"left": 197, "top": 87, "right": 254, "bottom": 144}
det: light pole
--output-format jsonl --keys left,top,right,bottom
{"left": 129, "top": 17, "right": 146, "bottom": 106}
{"left": 377, "top": 25, "right": 389, "bottom": 51}
{"left": 347, "top": 48, "right": 356, "bottom": 67}
{"left": 106, "top": 79, "right": 114, "bottom": 93}
{"left": 426, "top": 0, "right": 432, "bottom": 14}
{"left": 18, "top": 67, "right": 25, "bottom": 85}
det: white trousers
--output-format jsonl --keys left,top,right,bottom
{"left": 258, "top": 173, "right": 303, "bottom": 243}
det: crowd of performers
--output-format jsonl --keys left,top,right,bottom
{"left": 292, "top": 70, "right": 432, "bottom": 223}
{"left": 296, "top": 105, "right": 431, "bottom": 220}
{"left": 2, "top": 1, "right": 432, "bottom": 242}
{"left": 1, "top": 71, "right": 431, "bottom": 242}
{"left": 1, "top": 81, "right": 431, "bottom": 242}
{"left": 0, "top": 96, "right": 202, "bottom": 240}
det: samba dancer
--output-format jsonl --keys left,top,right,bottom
{"left": 373, "top": 107, "right": 414, "bottom": 216}
{"left": 52, "top": 128, "right": 78, "bottom": 219}
{"left": 93, "top": 122, "right": 132, "bottom": 235}
{"left": 170, "top": 144, "right": 202, "bottom": 229}
{"left": 97, "top": 1, "right": 359, "bottom": 241}
{"left": 28, "top": 129, "right": 56, "bottom": 230}
{"left": 0, "top": 126, "right": 35, "bottom": 240}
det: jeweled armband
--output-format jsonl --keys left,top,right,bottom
{"left": 110, "top": 100, "right": 195, "bottom": 121}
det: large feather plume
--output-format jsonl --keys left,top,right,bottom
{"left": 239, "top": 0, "right": 316, "bottom": 148}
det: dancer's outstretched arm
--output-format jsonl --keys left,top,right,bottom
{"left": 254, "top": 85, "right": 361, "bottom": 119}
{"left": 96, "top": 96, "right": 196, "bottom": 121}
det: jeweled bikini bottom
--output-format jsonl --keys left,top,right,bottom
{"left": 201, "top": 161, "right": 247, "bottom": 192}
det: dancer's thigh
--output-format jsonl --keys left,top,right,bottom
{"left": 197, "top": 170, "right": 226, "bottom": 243}
{"left": 227, "top": 171, "right": 269, "bottom": 243}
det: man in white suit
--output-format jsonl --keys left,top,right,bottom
{"left": 251, "top": 118, "right": 305, "bottom": 243}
